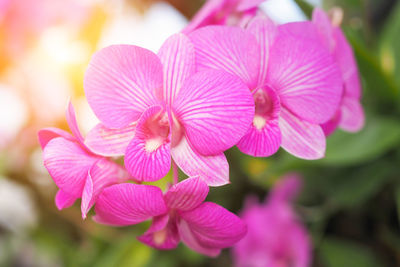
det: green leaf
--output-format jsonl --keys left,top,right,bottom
{"left": 319, "top": 237, "right": 382, "bottom": 267}
{"left": 380, "top": 2, "right": 400, "bottom": 88}
{"left": 325, "top": 162, "right": 394, "bottom": 208}
{"left": 321, "top": 116, "right": 400, "bottom": 165}
{"left": 395, "top": 185, "right": 400, "bottom": 227}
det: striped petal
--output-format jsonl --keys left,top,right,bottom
{"left": 43, "top": 137, "right": 99, "bottom": 196}
{"left": 38, "top": 127, "right": 74, "bottom": 149}
{"left": 137, "top": 214, "right": 180, "bottom": 250}
{"left": 268, "top": 22, "right": 342, "bottom": 124}
{"left": 188, "top": 25, "right": 260, "bottom": 88}
{"left": 171, "top": 136, "right": 229, "bottom": 187}
{"left": 279, "top": 108, "right": 326, "bottom": 160}
{"left": 94, "top": 183, "right": 167, "bottom": 226}
{"left": 84, "top": 123, "right": 136, "bottom": 157}
{"left": 81, "top": 159, "right": 130, "bottom": 219}
{"left": 124, "top": 106, "right": 171, "bottom": 182}
{"left": 84, "top": 45, "right": 161, "bottom": 128}
{"left": 173, "top": 70, "right": 254, "bottom": 156}
{"left": 164, "top": 177, "right": 209, "bottom": 211}
{"left": 157, "top": 33, "right": 195, "bottom": 106}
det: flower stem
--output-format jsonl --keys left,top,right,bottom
{"left": 172, "top": 160, "right": 179, "bottom": 185}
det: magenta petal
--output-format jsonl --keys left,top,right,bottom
{"left": 179, "top": 202, "right": 247, "bottom": 249}
{"left": 171, "top": 136, "right": 229, "bottom": 187}
{"left": 339, "top": 97, "right": 365, "bottom": 132}
{"left": 334, "top": 28, "right": 362, "bottom": 99}
{"left": 138, "top": 214, "right": 180, "bottom": 250}
{"left": 43, "top": 137, "right": 99, "bottom": 196}
{"left": 279, "top": 108, "right": 326, "bottom": 160}
{"left": 269, "top": 174, "right": 302, "bottom": 204}
{"left": 164, "top": 176, "right": 209, "bottom": 211}
{"left": 237, "top": 0, "right": 266, "bottom": 12}
{"left": 188, "top": 25, "right": 260, "bottom": 88}
{"left": 268, "top": 22, "right": 343, "bottom": 124}
{"left": 247, "top": 16, "right": 276, "bottom": 86}
{"left": 174, "top": 70, "right": 254, "bottom": 155}
{"left": 38, "top": 127, "right": 75, "bottom": 149}
{"left": 55, "top": 189, "right": 77, "bottom": 210}
{"left": 66, "top": 101, "right": 85, "bottom": 145}
{"left": 321, "top": 110, "right": 342, "bottom": 136}
{"left": 178, "top": 219, "right": 221, "bottom": 257}
{"left": 124, "top": 106, "right": 171, "bottom": 182}
{"left": 84, "top": 123, "right": 136, "bottom": 157}
{"left": 157, "top": 33, "right": 195, "bottom": 106}
{"left": 312, "top": 8, "right": 335, "bottom": 51}
{"left": 237, "top": 119, "right": 281, "bottom": 157}
{"left": 81, "top": 159, "right": 129, "bottom": 219}
{"left": 182, "top": 0, "right": 226, "bottom": 34}
{"left": 237, "top": 87, "right": 281, "bottom": 157}
{"left": 94, "top": 183, "right": 167, "bottom": 226}
{"left": 84, "top": 45, "right": 162, "bottom": 128}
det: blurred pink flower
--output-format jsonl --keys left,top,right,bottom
{"left": 183, "top": 0, "right": 267, "bottom": 33}
{"left": 312, "top": 8, "right": 365, "bottom": 135}
{"left": 83, "top": 33, "right": 254, "bottom": 186}
{"left": 233, "top": 175, "right": 312, "bottom": 267}
{"left": 0, "top": 0, "right": 89, "bottom": 59}
{"left": 94, "top": 176, "right": 247, "bottom": 257}
{"left": 189, "top": 16, "right": 343, "bottom": 159}
{"left": 38, "top": 102, "right": 130, "bottom": 218}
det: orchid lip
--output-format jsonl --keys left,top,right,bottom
{"left": 252, "top": 87, "right": 277, "bottom": 130}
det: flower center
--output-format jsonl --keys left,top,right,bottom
{"left": 252, "top": 88, "right": 275, "bottom": 130}
{"left": 143, "top": 112, "right": 170, "bottom": 153}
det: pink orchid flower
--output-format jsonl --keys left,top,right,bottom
{"left": 312, "top": 8, "right": 365, "bottom": 135}
{"left": 188, "top": 16, "right": 343, "bottom": 159}
{"left": 93, "top": 176, "right": 247, "bottom": 257}
{"left": 183, "top": 0, "right": 267, "bottom": 33}
{"left": 38, "top": 102, "right": 130, "bottom": 218}
{"left": 233, "top": 175, "right": 312, "bottom": 267}
{"left": 83, "top": 33, "right": 254, "bottom": 186}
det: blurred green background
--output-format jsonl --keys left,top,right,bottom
{"left": 0, "top": 0, "right": 399, "bottom": 266}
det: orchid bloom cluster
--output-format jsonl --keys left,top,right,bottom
{"left": 38, "top": 0, "right": 363, "bottom": 258}
{"left": 233, "top": 175, "right": 311, "bottom": 267}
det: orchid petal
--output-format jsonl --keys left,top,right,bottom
{"left": 55, "top": 189, "right": 77, "bottom": 210}
{"left": 334, "top": 28, "right": 362, "bottom": 99}
{"left": 138, "top": 214, "right": 180, "bottom": 250}
{"left": 171, "top": 136, "right": 229, "bottom": 187}
{"left": 124, "top": 106, "right": 171, "bottom": 182}
{"left": 268, "top": 22, "right": 342, "bottom": 124}
{"left": 164, "top": 176, "right": 209, "bottom": 211}
{"left": 237, "top": 119, "right": 281, "bottom": 157}
{"left": 189, "top": 25, "right": 260, "bottom": 88}
{"left": 237, "top": 0, "right": 266, "bottom": 12}
{"left": 157, "top": 33, "right": 195, "bottom": 106}
{"left": 43, "top": 137, "right": 98, "bottom": 196}
{"left": 81, "top": 159, "right": 129, "bottom": 219}
{"left": 179, "top": 202, "right": 247, "bottom": 249}
{"left": 182, "top": 0, "right": 226, "bottom": 34}
{"left": 38, "top": 127, "right": 74, "bottom": 149}
{"left": 339, "top": 97, "right": 365, "bottom": 132}
{"left": 321, "top": 110, "right": 341, "bottom": 136}
{"left": 178, "top": 219, "right": 221, "bottom": 257}
{"left": 84, "top": 123, "right": 136, "bottom": 157}
{"left": 94, "top": 183, "right": 167, "bottom": 226}
{"left": 269, "top": 174, "right": 302, "bottom": 204}
{"left": 174, "top": 70, "right": 254, "bottom": 155}
{"left": 66, "top": 101, "right": 85, "bottom": 145}
{"left": 84, "top": 45, "right": 161, "bottom": 128}
{"left": 279, "top": 108, "right": 326, "bottom": 159}
{"left": 312, "top": 8, "right": 335, "bottom": 51}
{"left": 237, "top": 87, "right": 281, "bottom": 157}
{"left": 247, "top": 16, "right": 276, "bottom": 86}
